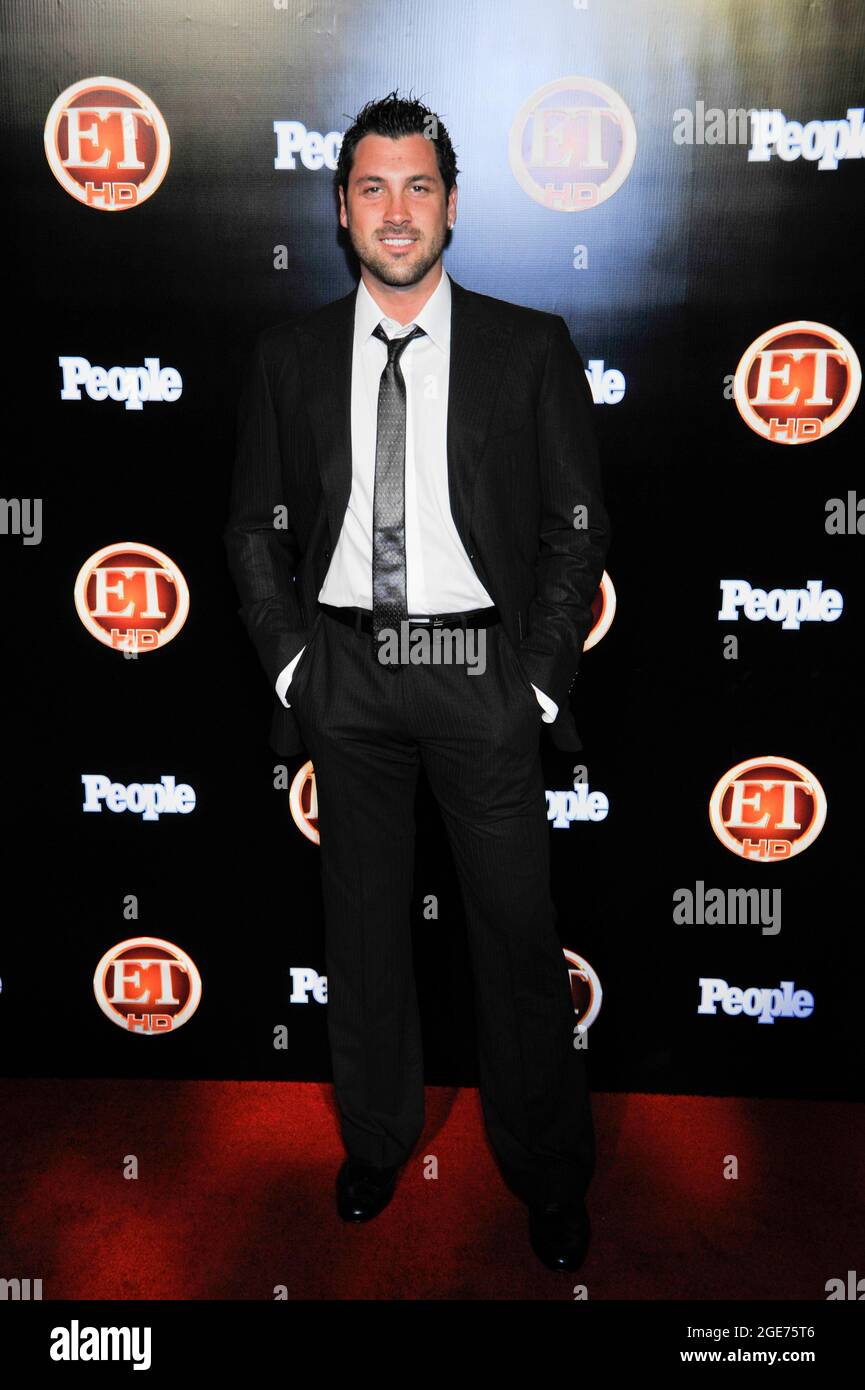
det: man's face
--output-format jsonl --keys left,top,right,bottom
{"left": 338, "top": 132, "right": 457, "bottom": 288}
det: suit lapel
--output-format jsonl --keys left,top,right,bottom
{"left": 297, "top": 272, "right": 515, "bottom": 554}
{"left": 296, "top": 284, "right": 357, "bottom": 550}
{"left": 446, "top": 276, "right": 515, "bottom": 550}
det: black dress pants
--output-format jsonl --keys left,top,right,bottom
{"left": 289, "top": 607, "right": 595, "bottom": 1208}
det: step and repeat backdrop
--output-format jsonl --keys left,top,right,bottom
{"left": 2, "top": 0, "right": 862, "bottom": 1099}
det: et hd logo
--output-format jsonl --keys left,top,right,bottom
{"left": 290, "top": 760, "right": 319, "bottom": 844}
{"left": 74, "top": 541, "right": 189, "bottom": 653}
{"left": 564, "top": 949, "right": 603, "bottom": 1035}
{"left": 709, "top": 755, "right": 827, "bottom": 863}
{"left": 584, "top": 571, "right": 616, "bottom": 651}
{"left": 509, "top": 76, "right": 637, "bottom": 212}
{"left": 44, "top": 76, "right": 170, "bottom": 211}
{"left": 734, "top": 320, "right": 861, "bottom": 443}
{"left": 94, "top": 937, "right": 201, "bottom": 1034}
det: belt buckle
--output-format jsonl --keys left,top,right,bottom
{"left": 404, "top": 612, "right": 470, "bottom": 628}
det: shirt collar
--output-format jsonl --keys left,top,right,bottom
{"left": 355, "top": 267, "right": 451, "bottom": 353}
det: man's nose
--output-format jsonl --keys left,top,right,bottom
{"left": 383, "top": 201, "right": 410, "bottom": 224}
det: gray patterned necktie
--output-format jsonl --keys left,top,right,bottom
{"left": 370, "top": 321, "right": 426, "bottom": 638}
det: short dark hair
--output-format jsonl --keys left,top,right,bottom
{"left": 334, "top": 89, "right": 459, "bottom": 199}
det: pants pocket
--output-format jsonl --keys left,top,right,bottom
{"left": 289, "top": 611, "right": 324, "bottom": 699}
{"left": 499, "top": 628, "right": 537, "bottom": 705}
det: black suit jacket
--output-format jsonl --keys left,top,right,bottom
{"left": 225, "top": 274, "right": 610, "bottom": 754}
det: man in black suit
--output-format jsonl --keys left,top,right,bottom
{"left": 225, "top": 91, "right": 610, "bottom": 1271}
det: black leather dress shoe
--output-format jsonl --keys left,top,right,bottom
{"left": 528, "top": 1199, "right": 591, "bottom": 1271}
{"left": 336, "top": 1157, "right": 401, "bottom": 1222}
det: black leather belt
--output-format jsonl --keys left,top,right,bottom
{"left": 320, "top": 603, "right": 501, "bottom": 633}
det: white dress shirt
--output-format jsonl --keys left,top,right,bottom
{"left": 276, "top": 268, "right": 557, "bottom": 722}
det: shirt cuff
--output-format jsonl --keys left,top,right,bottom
{"left": 276, "top": 645, "right": 306, "bottom": 708}
{"left": 531, "top": 683, "right": 558, "bottom": 723}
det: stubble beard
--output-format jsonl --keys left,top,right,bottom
{"left": 347, "top": 210, "right": 448, "bottom": 288}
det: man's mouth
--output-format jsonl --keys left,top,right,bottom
{"left": 380, "top": 237, "right": 417, "bottom": 247}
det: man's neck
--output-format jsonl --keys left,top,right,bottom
{"left": 360, "top": 259, "right": 443, "bottom": 326}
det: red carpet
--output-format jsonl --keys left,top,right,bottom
{"left": 1, "top": 1080, "right": 861, "bottom": 1300}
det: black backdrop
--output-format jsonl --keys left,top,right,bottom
{"left": 2, "top": 0, "right": 862, "bottom": 1101}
